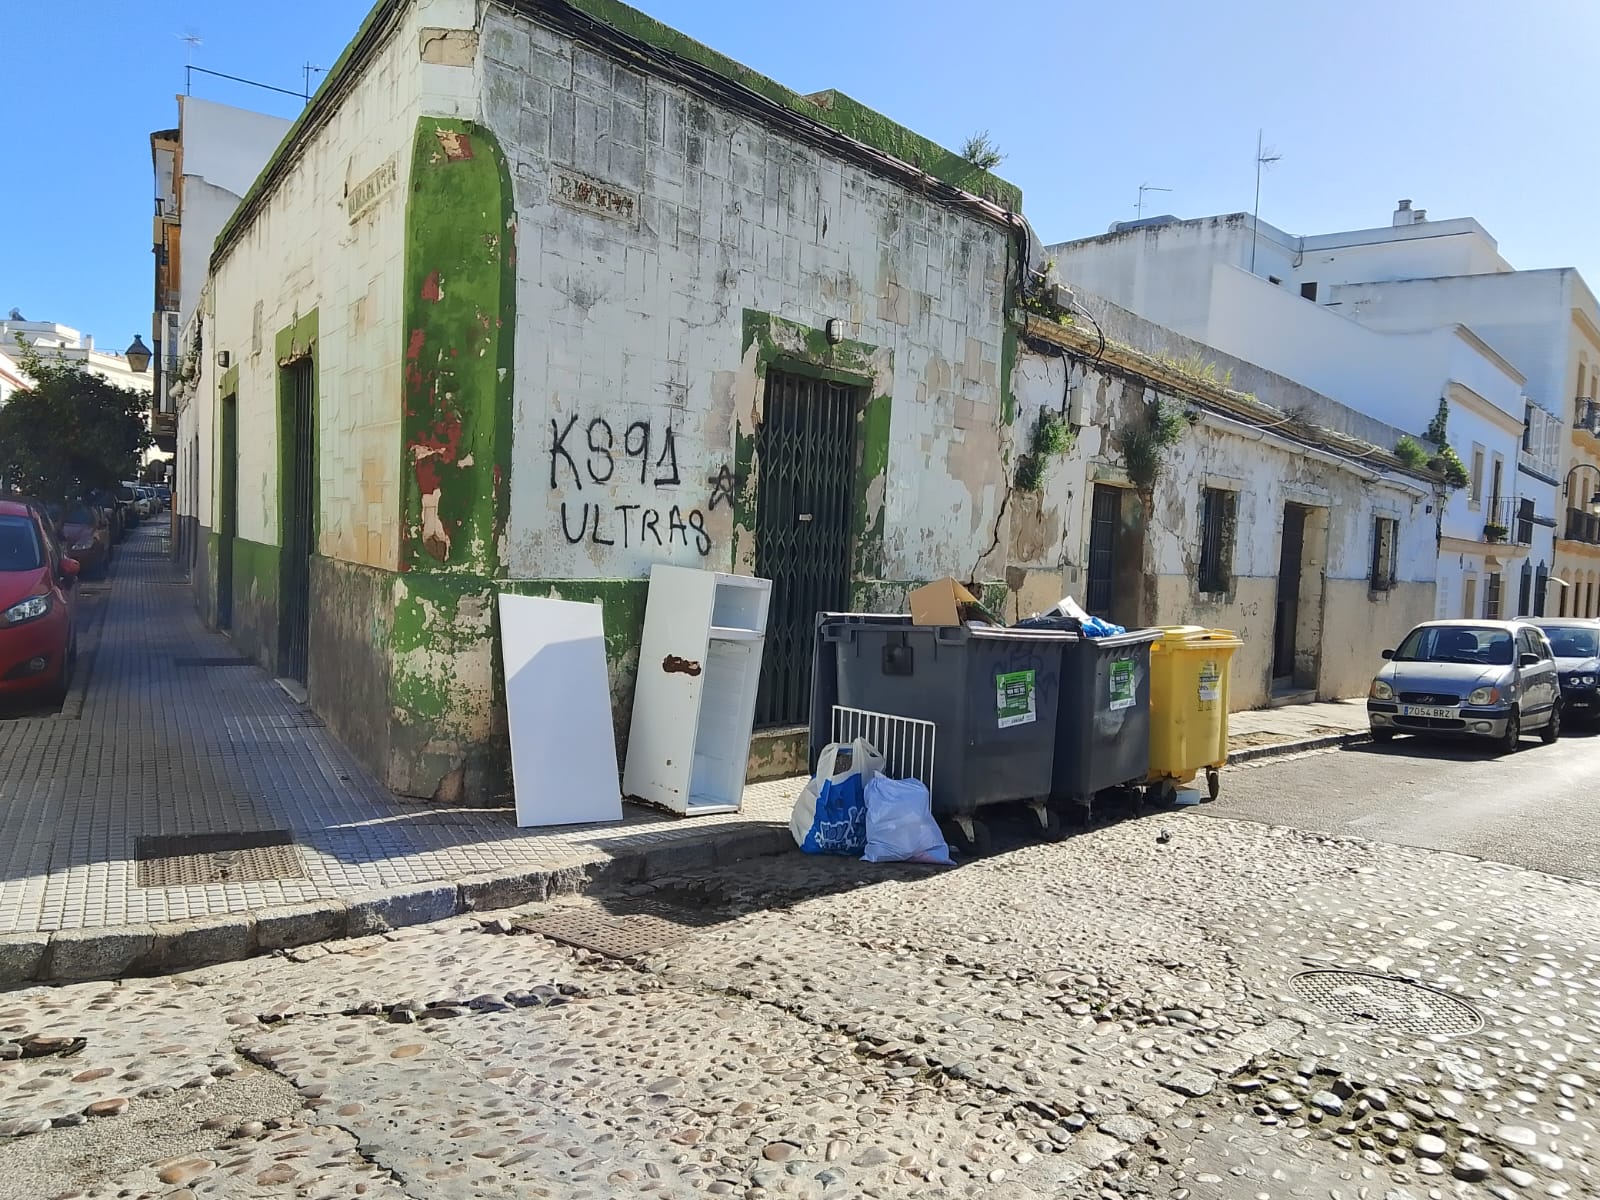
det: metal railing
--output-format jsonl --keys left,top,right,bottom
{"left": 1566, "top": 506, "right": 1600, "bottom": 545}
{"left": 1576, "top": 397, "right": 1600, "bottom": 437}
{"left": 1483, "top": 496, "right": 1532, "bottom": 545}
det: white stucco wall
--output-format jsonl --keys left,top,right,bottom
{"left": 182, "top": 0, "right": 477, "bottom": 568}
{"left": 178, "top": 97, "right": 294, "bottom": 199}
{"left": 479, "top": 5, "right": 1012, "bottom": 585}
{"left": 1008, "top": 339, "right": 1438, "bottom": 706}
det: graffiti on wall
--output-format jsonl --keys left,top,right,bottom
{"left": 549, "top": 415, "right": 716, "bottom": 556}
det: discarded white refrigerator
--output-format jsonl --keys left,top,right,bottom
{"left": 623, "top": 565, "right": 771, "bottom": 816}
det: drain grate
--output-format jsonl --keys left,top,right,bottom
{"left": 174, "top": 656, "right": 257, "bottom": 668}
{"left": 136, "top": 830, "right": 307, "bottom": 886}
{"left": 520, "top": 902, "right": 723, "bottom": 960}
{"left": 1290, "top": 970, "right": 1483, "bottom": 1037}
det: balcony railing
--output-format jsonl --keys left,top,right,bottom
{"left": 1566, "top": 506, "right": 1600, "bottom": 545}
{"left": 1482, "top": 496, "right": 1535, "bottom": 545}
{"left": 1576, "top": 397, "right": 1600, "bottom": 437}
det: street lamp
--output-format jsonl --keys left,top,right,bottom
{"left": 124, "top": 335, "right": 151, "bottom": 374}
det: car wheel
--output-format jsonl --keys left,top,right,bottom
{"left": 1371, "top": 728, "right": 1395, "bottom": 743}
{"left": 1542, "top": 702, "right": 1562, "bottom": 745}
{"left": 1495, "top": 710, "right": 1521, "bottom": 756}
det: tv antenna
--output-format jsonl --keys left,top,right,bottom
{"left": 178, "top": 32, "right": 203, "bottom": 65}
{"left": 1249, "top": 130, "right": 1283, "bottom": 273}
{"left": 1136, "top": 183, "right": 1172, "bottom": 221}
{"left": 303, "top": 63, "right": 327, "bottom": 99}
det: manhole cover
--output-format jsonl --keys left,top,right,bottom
{"left": 520, "top": 902, "right": 722, "bottom": 960}
{"left": 174, "top": 656, "right": 257, "bottom": 668}
{"left": 136, "top": 830, "right": 307, "bottom": 886}
{"left": 1290, "top": 970, "right": 1483, "bottom": 1037}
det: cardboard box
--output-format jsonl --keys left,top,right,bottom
{"left": 909, "top": 578, "right": 1000, "bottom": 627}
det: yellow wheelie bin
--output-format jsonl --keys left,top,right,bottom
{"left": 1146, "top": 626, "right": 1242, "bottom": 802}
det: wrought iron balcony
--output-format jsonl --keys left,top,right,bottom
{"left": 1483, "top": 496, "right": 1536, "bottom": 545}
{"left": 1566, "top": 506, "right": 1600, "bottom": 545}
{"left": 1576, "top": 397, "right": 1600, "bottom": 437}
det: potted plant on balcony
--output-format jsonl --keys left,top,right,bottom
{"left": 1484, "top": 521, "right": 1509, "bottom": 543}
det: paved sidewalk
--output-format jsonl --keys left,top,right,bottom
{"left": 1225, "top": 697, "right": 1370, "bottom": 759}
{"left": 0, "top": 527, "right": 1369, "bottom": 983}
{"left": 0, "top": 527, "right": 792, "bottom": 982}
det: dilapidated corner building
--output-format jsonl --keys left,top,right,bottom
{"left": 174, "top": 0, "right": 1029, "bottom": 801}
{"left": 1008, "top": 296, "right": 1441, "bottom": 709}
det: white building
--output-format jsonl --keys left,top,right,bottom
{"left": 0, "top": 317, "right": 154, "bottom": 397}
{"left": 1049, "top": 206, "right": 1564, "bottom": 622}
{"left": 1008, "top": 295, "right": 1439, "bottom": 709}
{"left": 0, "top": 347, "right": 29, "bottom": 406}
{"left": 173, "top": 0, "right": 1025, "bottom": 802}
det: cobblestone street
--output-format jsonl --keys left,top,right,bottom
{"left": 2, "top": 784, "right": 1597, "bottom": 1200}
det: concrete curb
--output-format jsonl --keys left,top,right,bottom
{"left": 0, "top": 824, "right": 797, "bottom": 988}
{"left": 1227, "top": 730, "right": 1369, "bottom": 765}
{"left": 0, "top": 734, "right": 1364, "bottom": 987}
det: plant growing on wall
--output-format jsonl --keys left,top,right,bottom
{"left": 0, "top": 340, "right": 152, "bottom": 503}
{"left": 1159, "top": 352, "right": 1234, "bottom": 390}
{"left": 1483, "top": 521, "right": 1509, "bottom": 543}
{"left": 1433, "top": 445, "right": 1470, "bottom": 489}
{"left": 1421, "top": 398, "right": 1470, "bottom": 489}
{"left": 960, "top": 131, "right": 1005, "bottom": 173}
{"left": 1120, "top": 397, "right": 1188, "bottom": 489}
{"left": 1013, "top": 407, "right": 1076, "bottom": 492}
{"left": 1020, "top": 260, "right": 1075, "bottom": 324}
{"left": 1393, "top": 435, "right": 1428, "bottom": 468}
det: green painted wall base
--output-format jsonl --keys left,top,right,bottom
{"left": 190, "top": 535, "right": 1008, "bottom": 803}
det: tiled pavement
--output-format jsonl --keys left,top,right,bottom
{"left": 0, "top": 526, "right": 792, "bottom": 945}
{"left": 0, "top": 524, "right": 1366, "bottom": 977}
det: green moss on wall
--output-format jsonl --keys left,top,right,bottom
{"left": 400, "top": 117, "right": 516, "bottom": 577}
{"left": 564, "top": 0, "right": 1021, "bottom": 208}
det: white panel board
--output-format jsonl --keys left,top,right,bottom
{"left": 498, "top": 594, "right": 623, "bottom": 828}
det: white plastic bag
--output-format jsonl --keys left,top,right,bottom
{"left": 790, "top": 738, "right": 886, "bottom": 855}
{"left": 861, "top": 775, "right": 953, "bottom": 865}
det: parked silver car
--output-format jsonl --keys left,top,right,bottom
{"left": 1366, "top": 619, "right": 1561, "bottom": 754}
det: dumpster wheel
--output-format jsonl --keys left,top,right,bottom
{"left": 944, "top": 815, "right": 992, "bottom": 858}
{"left": 1206, "top": 767, "right": 1221, "bottom": 802}
{"left": 1028, "top": 801, "right": 1066, "bottom": 843}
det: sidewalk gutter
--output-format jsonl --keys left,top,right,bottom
{"left": 0, "top": 824, "right": 797, "bottom": 988}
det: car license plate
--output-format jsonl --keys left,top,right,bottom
{"left": 1400, "top": 704, "right": 1458, "bottom": 719}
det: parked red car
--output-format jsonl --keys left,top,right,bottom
{"left": 0, "top": 500, "right": 78, "bottom": 702}
{"left": 53, "top": 503, "right": 112, "bottom": 579}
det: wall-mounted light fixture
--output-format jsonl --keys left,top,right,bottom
{"left": 824, "top": 318, "right": 844, "bottom": 345}
{"left": 216, "top": 350, "right": 232, "bottom": 369}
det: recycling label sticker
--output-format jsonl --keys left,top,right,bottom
{"left": 1109, "top": 659, "right": 1136, "bottom": 711}
{"left": 1198, "top": 660, "right": 1221, "bottom": 703}
{"left": 996, "top": 670, "right": 1037, "bottom": 728}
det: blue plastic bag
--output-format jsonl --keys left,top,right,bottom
{"left": 790, "top": 738, "right": 885, "bottom": 855}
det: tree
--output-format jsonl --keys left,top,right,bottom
{"left": 0, "top": 341, "right": 152, "bottom": 502}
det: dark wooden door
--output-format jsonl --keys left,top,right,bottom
{"left": 1273, "top": 505, "right": 1306, "bottom": 681}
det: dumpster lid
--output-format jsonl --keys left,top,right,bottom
{"left": 1154, "top": 625, "right": 1243, "bottom": 649}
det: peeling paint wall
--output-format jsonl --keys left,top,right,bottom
{"left": 1010, "top": 318, "right": 1439, "bottom": 710}
{"left": 478, "top": 4, "right": 1013, "bottom": 588}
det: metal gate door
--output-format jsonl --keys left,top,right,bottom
{"left": 278, "top": 359, "right": 315, "bottom": 685}
{"left": 1085, "top": 484, "right": 1120, "bottom": 615}
{"left": 753, "top": 369, "right": 858, "bottom": 727}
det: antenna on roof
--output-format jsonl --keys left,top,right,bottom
{"left": 1136, "top": 183, "right": 1172, "bottom": 221}
{"left": 303, "top": 63, "right": 326, "bottom": 100}
{"left": 1249, "top": 130, "right": 1283, "bottom": 274}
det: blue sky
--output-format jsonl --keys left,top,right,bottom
{"left": 5, "top": 0, "right": 1597, "bottom": 346}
